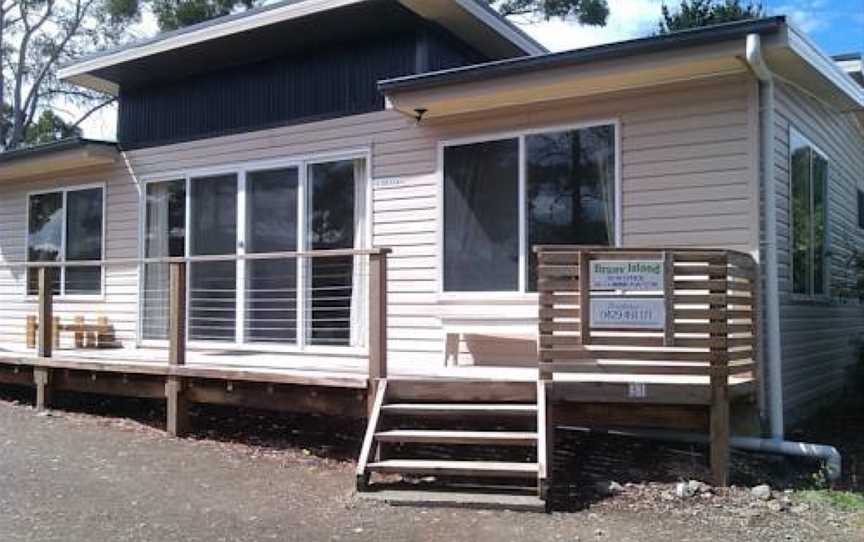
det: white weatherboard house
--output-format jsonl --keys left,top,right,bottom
{"left": 0, "top": 1, "right": 862, "bottom": 499}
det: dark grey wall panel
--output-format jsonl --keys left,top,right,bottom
{"left": 117, "top": 22, "right": 488, "bottom": 149}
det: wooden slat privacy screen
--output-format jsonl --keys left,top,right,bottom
{"left": 536, "top": 247, "right": 759, "bottom": 385}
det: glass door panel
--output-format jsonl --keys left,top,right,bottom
{"left": 189, "top": 174, "right": 238, "bottom": 342}
{"left": 245, "top": 168, "right": 299, "bottom": 343}
{"left": 142, "top": 180, "right": 186, "bottom": 340}
{"left": 306, "top": 159, "right": 361, "bottom": 346}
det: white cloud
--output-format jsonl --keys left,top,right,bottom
{"left": 774, "top": 1, "right": 833, "bottom": 34}
{"left": 518, "top": 0, "right": 666, "bottom": 52}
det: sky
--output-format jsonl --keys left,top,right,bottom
{"left": 78, "top": 0, "right": 864, "bottom": 140}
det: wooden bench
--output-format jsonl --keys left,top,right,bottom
{"left": 26, "top": 315, "right": 117, "bottom": 349}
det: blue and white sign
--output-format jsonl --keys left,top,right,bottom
{"left": 590, "top": 298, "right": 666, "bottom": 330}
{"left": 589, "top": 260, "right": 664, "bottom": 291}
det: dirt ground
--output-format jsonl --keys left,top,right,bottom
{"left": 0, "top": 386, "right": 862, "bottom": 542}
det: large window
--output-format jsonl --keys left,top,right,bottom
{"left": 141, "top": 157, "right": 366, "bottom": 347}
{"left": 27, "top": 186, "right": 104, "bottom": 296}
{"left": 443, "top": 123, "right": 617, "bottom": 292}
{"left": 790, "top": 130, "right": 828, "bottom": 296}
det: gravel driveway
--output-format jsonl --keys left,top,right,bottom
{"left": 0, "top": 392, "right": 860, "bottom": 542}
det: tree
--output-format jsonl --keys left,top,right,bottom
{"left": 490, "top": 0, "right": 608, "bottom": 25}
{"left": 0, "top": 0, "right": 139, "bottom": 151}
{"left": 658, "top": 0, "right": 764, "bottom": 34}
{"left": 146, "top": 0, "right": 611, "bottom": 32}
{"left": 146, "top": 0, "right": 258, "bottom": 31}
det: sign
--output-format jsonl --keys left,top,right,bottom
{"left": 372, "top": 177, "right": 401, "bottom": 189}
{"left": 589, "top": 259, "right": 664, "bottom": 291}
{"left": 590, "top": 298, "right": 666, "bottom": 330}
{"left": 628, "top": 383, "right": 648, "bottom": 399}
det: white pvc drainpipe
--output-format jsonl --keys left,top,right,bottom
{"left": 553, "top": 35, "right": 844, "bottom": 483}
{"left": 741, "top": 33, "right": 841, "bottom": 481}
{"left": 563, "top": 427, "right": 841, "bottom": 482}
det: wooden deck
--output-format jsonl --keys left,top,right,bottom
{"left": 0, "top": 246, "right": 762, "bottom": 507}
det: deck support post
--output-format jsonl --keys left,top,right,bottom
{"left": 169, "top": 262, "right": 187, "bottom": 366}
{"left": 37, "top": 267, "right": 54, "bottom": 358}
{"left": 165, "top": 376, "right": 190, "bottom": 437}
{"left": 367, "top": 250, "right": 389, "bottom": 415}
{"left": 709, "top": 255, "right": 730, "bottom": 486}
{"left": 537, "top": 380, "right": 554, "bottom": 506}
{"left": 34, "top": 367, "right": 52, "bottom": 410}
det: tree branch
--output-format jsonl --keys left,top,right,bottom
{"left": 72, "top": 97, "right": 116, "bottom": 128}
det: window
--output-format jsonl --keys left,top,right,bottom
{"left": 27, "top": 186, "right": 104, "bottom": 296}
{"left": 790, "top": 130, "right": 828, "bottom": 296}
{"left": 141, "top": 157, "right": 367, "bottom": 347}
{"left": 442, "top": 123, "right": 617, "bottom": 293}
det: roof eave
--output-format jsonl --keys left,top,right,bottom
{"left": 58, "top": 0, "right": 544, "bottom": 93}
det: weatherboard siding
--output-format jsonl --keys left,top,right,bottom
{"left": 0, "top": 163, "right": 140, "bottom": 346}
{"left": 771, "top": 81, "right": 864, "bottom": 425}
{"left": 0, "top": 74, "right": 760, "bottom": 369}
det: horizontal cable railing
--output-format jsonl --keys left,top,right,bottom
{"left": 8, "top": 248, "right": 390, "bottom": 381}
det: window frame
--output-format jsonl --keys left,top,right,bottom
{"left": 136, "top": 148, "right": 372, "bottom": 353}
{"left": 436, "top": 119, "right": 622, "bottom": 298}
{"left": 788, "top": 127, "right": 830, "bottom": 299}
{"left": 24, "top": 182, "right": 107, "bottom": 300}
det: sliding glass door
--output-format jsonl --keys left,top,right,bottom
{"left": 140, "top": 156, "right": 366, "bottom": 348}
{"left": 245, "top": 168, "right": 299, "bottom": 343}
{"left": 189, "top": 174, "right": 238, "bottom": 342}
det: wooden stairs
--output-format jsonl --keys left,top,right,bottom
{"left": 356, "top": 379, "right": 551, "bottom": 511}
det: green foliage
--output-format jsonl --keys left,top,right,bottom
{"left": 23, "top": 110, "right": 82, "bottom": 145}
{"left": 657, "top": 0, "right": 764, "bottom": 34}
{"left": 490, "top": 0, "right": 609, "bottom": 25}
{"left": 147, "top": 0, "right": 259, "bottom": 31}
{"left": 797, "top": 490, "right": 864, "bottom": 512}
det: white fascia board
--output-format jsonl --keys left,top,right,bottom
{"left": 786, "top": 22, "right": 864, "bottom": 107}
{"left": 58, "top": 0, "right": 365, "bottom": 83}
{"left": 451, "top": 0, "right": 546, "bottom": 55}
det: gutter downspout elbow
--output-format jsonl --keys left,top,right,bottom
{"left": 745, "top": 33, "right": 785, "bottom": 440}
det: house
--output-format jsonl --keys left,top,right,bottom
{"left": 0, "top": 0, "right": 862, "bottom": 502}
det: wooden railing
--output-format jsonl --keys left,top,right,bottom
{"left": 535, "top": 246, "right": 760, "bottom": 486}
{"left": 28, "top": 248, "right": 391, "bottom": 384}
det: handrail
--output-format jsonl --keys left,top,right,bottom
{"left": 0, "top": 247, "right": 393, "bottom": 269}
{"left": 532, "top": 245, "right": 756, "bottom": 262}
{"left": 27, "top": 247, "right": 390, "bottom": 383}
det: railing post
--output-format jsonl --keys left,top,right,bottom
{"left": 37, "top": 267, "right": 54, "bottom": 358}
{"left": 166, "top": 261, "right": 189, "bottom": 437}
{"left": 168, "top": 261, "right": 186, "bottom": 366}
{"left": 367, "top": 250, "right": 389, "bottom": 414}
{"left": 709, "top": 253, "right": 730, "bottom": 486}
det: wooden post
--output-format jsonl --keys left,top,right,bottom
{"left": 579, "top": 251, "right": 591, "bottom": 345}
{"left": 165, "top": 376, "right": 189, "bottom": 437}
{"left": 709, "top": 254, "right": 730, "bottom": 486}
{"left": 169, "top": 262, "right": 186, "bottom": 366}
{"left": 74, "top": 316, "right": 85, "bottom": 348}
{"left": 34, "top": 367, "right": 52, "bottom": 410}
{"left": 537, "top": 380, "right": 554, "bottom": 505}
{"left": 37, "top": 267, "right": 54, "bottom": 358}
{"left": 367, "top": 250, "right": 389, "bottom": 414}
{"left": 26, "top": 315, "right": 36, "bottom": 349}
{"left": 96, "top": 316, "right": 109, "bottom": 348}
{"left": 52, "top": 316, "right": 60, "bottom": 348}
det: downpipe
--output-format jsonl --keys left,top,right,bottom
{"left": 577, "top": 34, "right": 841, "bottom": 484}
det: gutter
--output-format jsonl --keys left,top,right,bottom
{"left": 740, "top": 33, "right": 842, "bottom": 481}
{"left": 379, "top": 16, "right": 786, "bottom": 93}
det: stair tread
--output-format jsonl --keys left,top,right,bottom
{"left": 367, "top": 459, "right": 538, "bottom": 477}
{"left": 383, "top": 403, "right": 537, "bottom": 414}
{"left": 375, "top": 430, "right": 537, "bottom": 445}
